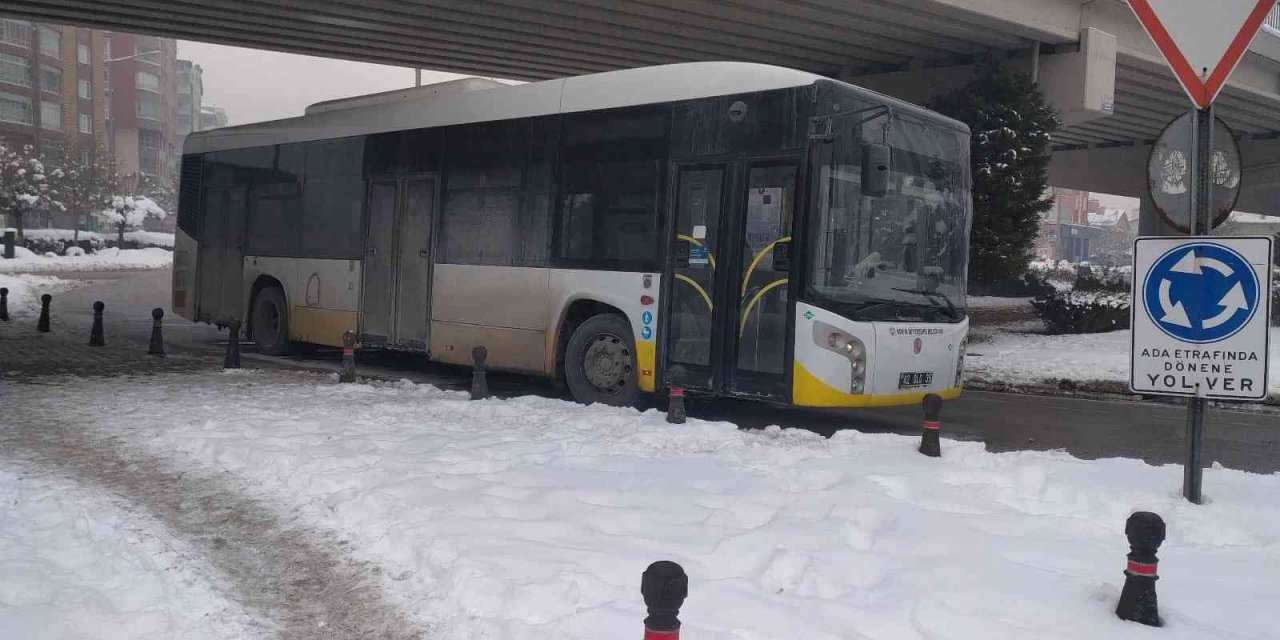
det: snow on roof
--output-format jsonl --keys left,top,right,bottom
{"left": 1228, "top": 211, "right": 1280, "bottom": 223}
{"left": 1086, "top": 208, "right": 1134, "bottom": 227}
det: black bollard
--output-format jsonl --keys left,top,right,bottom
{"left": 148, "top": 308, "right": 165, "bottom": 356}
{"left": 918, "top": 393, "right": 942, "bottom": 457}
{"left": 37, "top": 294, "right": 51, "bottom": 332}
{"left": 666, "top": 387, "right": 686, "bottom": 425}
{"left": 641, "top": 561, "right": 688, "bottom": 640}
{"left": 0, "top": 287, "right": 8, "bottom": 321}
{"left": 339, "top": 330, "right": 357, "bottom": 383}
{"left": 1116, "top": 511, "right": 1165, "bottom": 627}
{"left": 2, "top": 229, "right": 13, "bottom": 259}
{"left": 224, "top": 319, "right": 242, "bottom": 369}
{"left": 471, "top": 345, "right": 489, "bottom": 400}
{"left": 89, "top": 301, "right": 105, "bottom": 346}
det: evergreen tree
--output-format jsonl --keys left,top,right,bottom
{"left": 930, "top": 62, "right": 1059, "bottom": 283}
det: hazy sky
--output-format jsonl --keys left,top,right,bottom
{"left": 176, "top": 40, "right": 472, "bottom": 125}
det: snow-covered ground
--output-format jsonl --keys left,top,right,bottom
{"left": 966, "top": 295, "right": 1033, "bottom": 309}
{"left": 8, "top": 370, "right": 1279, "bottom": 640}
{"left": 0, "top": 273, "right": 82, "bottom": 316}
{"left": 966, "top": 328, "right": 1280, "bottom": 398}
{"left": 0, "top": 247, "right": 171, "bottom": 273}
{"left": 0, "top": 464, "right": 262, "bottom": 639}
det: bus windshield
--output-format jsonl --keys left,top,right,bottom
{"left": 807, "top": 97, "right": 970, "bottom": 323}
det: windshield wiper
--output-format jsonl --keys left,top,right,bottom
{"left": 891, "top": 287, "right": 961, "bottom": 321}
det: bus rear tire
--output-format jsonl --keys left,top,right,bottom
{"left": 565, "top": 314, "right": 640, "bottom": 407}
{"left": 251, "top": 285, "right": 293, "bottom": 356}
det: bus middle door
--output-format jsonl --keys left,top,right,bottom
{"left": 361, "top": 175, "right": 436, "bottom": 348}
{"left": 663, "top": 160, "right": 797, "bottom": 400}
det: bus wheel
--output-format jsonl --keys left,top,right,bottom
{"left": 565, "top": 314, "right": 639, "bottom": 407}
{"left": 251, "top": 286, "right": 293, "bottom": 356}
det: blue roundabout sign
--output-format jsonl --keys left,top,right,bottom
{"left": 1141, "top": 242, "right": 1261, "bottom": 344}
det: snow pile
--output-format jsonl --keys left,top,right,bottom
{"left": 0, "top": 247, "right": 171, "bottom": 273}
{"left": 0, "top": 465, "right": 262, "bottom": 639}
{"left": 0, "top": 273, "right": 81, "bottom": 316}
{"left": 17, "top": 371, "right": 1280, "bottom": 640}
{"left": 123, "top": 230, "right": 175, "bottom": 248}
{"left": 967, "top": 327, "right": 1280, "bottom": 396}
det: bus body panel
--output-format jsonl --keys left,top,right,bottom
{"left": 174, "top": 63, "right": 972, "bottom": 408}
{"left": 430, "top": 263, "right": 551, "bottom": 374}
{"left": 547, "top": 269, "right": 661, "bottom": 393}
{"left": 793, "top": 301, "right": 965, "bottom": 407}
{"left": 430, "top": 320, "right": 547, "bottom": 374}
{"left": 172, "top": 229, "right": 198, "bottom": 320}
{"left": 242, "top": 255, "right": 360, "bottom": 347}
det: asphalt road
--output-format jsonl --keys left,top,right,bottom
{"left": 35, "top": 268, "right": 1280, "bottom": 474}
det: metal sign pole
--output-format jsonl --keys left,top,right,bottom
{"left": 1183, "top": 104, "right": 1214, "bottom": 505}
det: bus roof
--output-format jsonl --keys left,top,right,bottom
{"left": 184, "top": 62, "right": 961, "bottom": 154}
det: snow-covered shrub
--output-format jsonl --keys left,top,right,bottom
{"left": 1074, "top": 269, "right": 1130, "bottom": 294}
{"left": 1028, "top": 260, "right": 1077, "bottom": 288}
{"left": 93, "top": 195, "right": 167, "bottom": 244}
{"left": 63, "top": 246, "right": 84, "bottom": 257}
{"left": 21, "top": 229, "right": 106, "bottom": 255}
{"left": 1032, "top": 290, "right": 1130, "bottom": 334}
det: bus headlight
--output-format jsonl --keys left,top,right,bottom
{"left": 955, "top": 339, "right": 967, "bottom": 387}
{"left": 827, "top": 332, "right": 867, "bottom": 394}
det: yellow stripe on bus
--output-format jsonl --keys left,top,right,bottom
{"left": 741, "top": 236, "right": 790, "bottom": 297}
{"left": 675, "top": 273, "right": 714, "bottom": 312}
{"left": 739, "top": 278, "right": 788, "bottom": 335}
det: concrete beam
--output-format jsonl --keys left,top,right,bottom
{"left": 1038, "top": 28, "right": 1117, "bottom": 126}
{"left": 1050, "top": 137, "right": 1280, "bottom": 216}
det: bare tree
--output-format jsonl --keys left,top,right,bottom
{"left": 52, "top": 144, "right": 115, "bottom": 243}
{"left": 0, "top": 143, "right": 62, "bottom": 242}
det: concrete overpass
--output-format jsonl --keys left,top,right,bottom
{"left": 5, "top": 0, "right": 1280, "bottom": 219}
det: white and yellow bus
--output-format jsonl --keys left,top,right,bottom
{"left": 174, "top": 62, "right": 971, "bottom": 408}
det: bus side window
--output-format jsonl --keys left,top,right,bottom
{"left": 440, "top": 120, "right": 526, "bottom": 266}
{"left": 555, "top": 106, "right": 667, "bottom": 270}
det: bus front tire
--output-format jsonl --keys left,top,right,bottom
{"left": 565, "top": 314, "right": 640, "bottom": 407}
{"left": 251, "top": 286, "right": 293, "bottom": 356}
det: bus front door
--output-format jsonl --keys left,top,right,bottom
{"left": 664, "top": 161, "right": 797, "bottom": 400}
{"left": 361, "top": 176, "right": 436, "bottom": 348}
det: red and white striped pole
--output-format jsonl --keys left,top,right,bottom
{"left": 642, "top": 561, "right": 687, "bottom": 640}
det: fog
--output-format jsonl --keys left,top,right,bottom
{"left": 176, "top": 40, "right": 475, "bottom": 125}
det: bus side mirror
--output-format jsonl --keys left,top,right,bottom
{"left": 862, "top": 143, "right": 891, "bottom": 197}
{"left": 771, "top": 242, "right": 791, "bottom": 271}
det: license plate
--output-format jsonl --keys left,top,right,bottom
{"left": 898, "top": 372, "right": 933, "bottom": 389}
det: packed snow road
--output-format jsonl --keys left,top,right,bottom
{"left": 3, "top": 369, "right": 1278, "bottom": 639}
{"left": 0, "top": 380, "right": 422, "bottom": 639}
{"left": 21, "top": 268, "right": 1280, "bottom": 473}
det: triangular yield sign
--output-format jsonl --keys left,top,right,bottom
{"left": 1128, "top": 0, "right": 1275, "bottom": 108}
